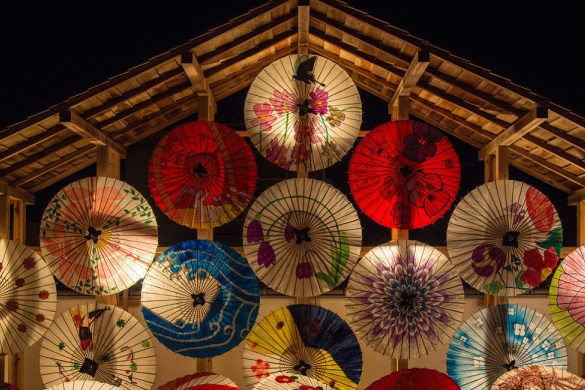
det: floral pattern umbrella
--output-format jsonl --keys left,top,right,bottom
{"left": 141, "top": 239, "right": 260, "bottom": 358}
{"left": 157, "top": 372, "right": 239, "bottom": 390}
{"left": 366, "top": 368, "right": 460, "bottom": 389}
{"left": 0, "top": 239, "right": 57, "bottom": 355}
{"left": 44, "top": 380, "right": 119, "bottom": 389}
{"left": 254, "top": 373, "right": 333, "bottom": 390}
{"left": 447, "top": 304, "right": 567, "bottom": 390}
{"left": 149, "top": 121, "right": 257, "bottom": 229}
{"left": 447, "top": 179, "right": 562, "bottom": 296}
{"left": 491, "top": 366, "right": 585, "bottom": 389}
{"left": 243, "top": 178, "right": 362, "bottom": 297}
{"left": 40, "top": 176, "right": 158, "bottom": 295}
{"left": 40, "top": 303, "right": 156, "bottom": 389}
{"left": 243, "top": 304, "right": 362, "bottom": 390}
{"left": 245, "top": 55, "right": 362, "bottom": 171}
{"left": 345, "top": 240, "right": 464, "bottom": 358}
{"left": 549, "top": 246, "right": 585, "bottom": 352}
{"left": 348, "top": 120, "right": 460, "bottom": 229}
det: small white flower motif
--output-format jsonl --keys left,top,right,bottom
{"left": 548, "top": 352, "right": 555, "bottom": 359}
{"left": 532, "top": 354, "right": 539, "bottom": 363}
{"left": 542, "top": 340, "right": 551, "bottom": 350}
{"left": 473, "top": 356, "right": 485, "bottom": 367}
{"left": 508, "top": 307, "right": 515, "bottom": 315}
{"left": 514, "top": 324, "right": 526, "bottom": 336}
{"left": 474, "top": 317, "right": 484, "bottom": 327}
{"left": 522, "top": 337, "right": 529, "bottom": 344}
{"left": 460, "top": 335, "right": 467, "bottom": 343}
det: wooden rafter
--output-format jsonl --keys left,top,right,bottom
{"left": 181, "top": 52, "right": 217, "bottom": 120}
{"left": 27, "top": 158, "right": 96, "bottom": 194}
{"left": 0, "top": 184, "right": 35, "bottom": 205}
{"left": 0, "top": 125, "right": 67, "bottom": 163}
{"left": 59, "top": 110, "right": 126, "bottom": 157}
{"left": 523, "top": 134, "right": 585, "bottom": 170}
{"left": 539, "top": 122, "right": 585, "bottom": 154}
{"left": 568, "top": 188, "right": 585, "bottom": 205}
{"left": 511, "top": 146, "right": 585, "bottom": 187}
{"left": 298, "top": 0, "right": 310, "bottom": 56}
{"left": 389, "top": 50, "right": 429, "bottom": 110}
{"left": 479, "top": 106, "right": 548, "bottom": 160}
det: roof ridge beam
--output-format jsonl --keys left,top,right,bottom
{"left": 181, "top": 52, "right": 217, "bottom": 114}
{"left": 389, "top": 50, "right": 429, "bottom": 113}
{"left": 298, "top": 0, "right": 310, "bottom": 55}
{"left": 59, "top": 110, "right": 126, "bottom": 157}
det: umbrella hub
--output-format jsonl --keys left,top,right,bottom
{"left": 191, "top": 292, "right": 206, "bottom": 306}
{"left": 398, "top": 290, "right": 420, "bottom": 310}
{"left": 293, "top": 227, "right": 312, "bottom": 245}
{"left": 399, "top": 164, "right": 414, "bottom": 179}
{"left": 79, "top": 357, "right": 99, "bottom": 377}
{"left": 192, "top": 162, "right": 209, "bottom": 179}
{"left": 293, "top": 359, "right": 312, "bottom": 375}
{"left": 502, "top": 231, "right": 520, "bottom": 247}
{"left": 502, "top": 359, "right": 518, "bottom": 371}
{"left": 298, "top": 100, "right": 314, "bottom": 116}
{"left": 84, "top": 226, "right": 102, "bottom": 244}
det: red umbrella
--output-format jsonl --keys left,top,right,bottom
{"left": 149, "top": 121, "right": 257, "bottom": 229}
{"left": 349, "top": 120, "right": 460, "bottom": 229}
{"left": 366, "top": 368, "right": 460, "bottom": 389}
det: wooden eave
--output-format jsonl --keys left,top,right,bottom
{"left": 0, "top": 0, "right": 584, "bottom": 199}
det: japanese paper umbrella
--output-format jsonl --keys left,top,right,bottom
{"left": 549, "top": 246, "right": 585, "bottom": 352}
{"left": 0, "top": 382, "right": 19, "bottom": 390}
{"left": 447, "top": 179, "right": 563, "bottom": 296}
{"left": 149, "top": 121, "right": 257, "bottom": 229}
{"left": 157, "top": 372, "right": 239, "bottom": 389}
{"left": 254, "top": 373, "right": 333, "bottom": 390}
{"left": 141, "top": 239, "right": 260, "bottom": 358}
{"left": 243, "top": 304, "right": 362, "bottom": 390}
{"left": 345, "top": 240, "right": 464, "bottom": 359}
{"left": 447, "top": 304, "right": 567, "bottom": 390}
{"left": 348, "top": 120, "right": 460, "bottom": 229}
{"left": 491, "top": 366, "right": 585, "bottom": 389}
{"left": 244, "top": 54, "right": 362, "bottom": 172}
{"left": 0, "top": 239, "right": 57, "bottom": 355}
{"left": 39, "top": 303, "right": 157, "bottom": 389}
{"left": 44, "top": 381, "right": 119, "bottom": 389}
{"left": 366, "top": 368, "right": 460, "bottom": 390}
{"left": 243, "top": 178, "right": 362, "bottom": 297}
{"left": 40, "top": 176, "right": 158, "bottom": 295}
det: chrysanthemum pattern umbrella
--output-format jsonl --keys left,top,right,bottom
{"left": 149, "top": 121, "right": 257, "bottom": 230}
{"left": 447, "top": 180, "right": 562, "bottom": 296}
{"left": 243, "top": 178, "right": 362, "bottom": 297}
{"left": 157, "top": 372, "right": 239, "bottom": 390}
{"left": 346, "top": 240, "right": 464, "bottom": 359}
{"left": 44, "top": 381, "right": 119, "bottom": 389}
{"left": 349, "top": 120, "right": 460, "bottom": 229}
{"left": 447, "top": 304, "right": 567, "bottom": 389}
{"left": 40, "top": 176, "right": 158, "bottom": 295}
{"left": 243, "top": 304, "right": 362, "bottom": 390}
{"left": 245, "top": 55, "right": 362, "bottom": 171}
{"left": 40, "top": 303, "right": 156, "bottom": 389}
{"left": 366, "top": 368, "right": 460, "bottom": 390}
{"left": 0, "top": 239, "right": 57, "bottom": 355}
{"left": 254, "top": 373, "right": 333, "bottom": 390}
{"left": 549, "top": 246, "right": 585, "bottom": 352}
{"left": 491, "top": 366, "right": 585, "bottom": 390}
{"left": 141, "top": 239, "right": 260, "bottom": 358}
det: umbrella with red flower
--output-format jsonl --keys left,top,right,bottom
{"left": 149, "top": 120, "right": 257, "bottom": 229}
{"left": 254, "top": 373, "right": 333, "bottom": 390}
{"left": 491, "top": 366, "right": 585, "bottom": 389}
{"left": 0, "top": 239, "right": 57, "bottom": 355}
{"left": 366, "top": 368, "right": 460, "bottom": 389}
{"left": 157, "top": 372, "right": 239, "bottom": 390}
{"left": 243, "top": 304, "right": 362, "bottom": 390}
{"left": 245, "top": 55, "right": 362, "bottom": 171}
{"left": 447, "top": 179, "right": 563, "bottom": 296}
{"left": 348, "top": 120, "right": 460, "bottom": 229}
{"left": 243, "top": 178, "right": 362, "bottom": 297}
{"left": 40, "top": 176, "right": 158, "bottom": 295}
{"left": 0, "top": 382, "right": 19, "bottom": 390}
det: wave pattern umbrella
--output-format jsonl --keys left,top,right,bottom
{"left": 349, "top": 120, "right": 461, "bottom": 229}
{"left": 243, "top": 304, "right": 362, "bottom": 390}
{"left": 243, "top": 178, "right": 362, "bottom": 297}
{"left": 0, "top": 239, "right": 57, "bottom": 355}
{"left": 141, "top": 239, "right": 260, "bottom": 358}
{"left": 447, "top": 179, "right": 562, "bottom": 296}
{"left": 44, "top": 381, "right": 119, "bottom": 389}
{"left": 245, "top": 55, "right": 362, "bottom": 172}
{"left": 157, "top": 372, "right": 239, "bottom": 390}
{"left": 149, "top": 121, "right": 257, "bottom": 229}
{"left": 549, "top": 246, "right": 585, "bottom": 352}
{"left": 40, "top": 303, "right": 156, "bottom": 389}
{"left": 366, "top": 368, "right": 460, "bottom": 389}
{"left": 254, "top": 373, "right": 333, "bottom": 390}
{"left": 40, "top": 176, "right": 158, "bottom": 295}
{"left": 447, "top": 304, "right": 567, "bottom": 389}
{"left": 346, "top": 240, "right": 464, "bottom": 359}
{"left": 491, "top": 366, "right": 585, "bottom": 389}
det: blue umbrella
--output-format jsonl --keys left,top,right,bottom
{"left": 141, "top": 239, "right": 260, "bottom": 358}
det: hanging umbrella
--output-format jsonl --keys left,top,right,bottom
{"left": 447, "top": 304, "right": 567, "bottom": 390}
{"left": 345, "top": 240, "right": 464, "bottom": 359}
{"left": 549, "top": 246, "right": 585, "bottom": 352}
{"left": 39, "top": 303, "right": 157, "bottom": 389}
{"left": 44, "top": 381, "right": 119, "bottom": 389}
{"left": 0, "top": 239, "right": 57, "bottom": 355}
{"left": 148, "top": 121, "right": 257, "bottom": 229}
{"left": 491, "top": 366, "right": 585, "bottom": 389}
{"left": 366, "top": 368, "right": 460, "bottom": 389}
{"left": 141, "top": 239, "right": 260, "bottom": 358}
{"left": 348, "top": 120, "right": 460, "bottom": 229}
{"left": 0, "top": 382, "right": 18, "bottom": 390}
{"left": 254, "top": 373, "right": 333, "bottom": 390}
{"left": 243, "top": 304, "right": 362, "bottom": 390}
{"left": 40, "top": 176, "right": 158, "bottom": 295}
{"left": 158, "top": 372, "right": 239, "bottom": 390}
{"left": 243, "top": 178, "right": 362, "bottom": 297}
{"left": 244, "top": 54, "right": 362, "bottom": 172}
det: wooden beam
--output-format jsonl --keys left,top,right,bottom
{"left": 511, "top": 146, "right": 585, "bottom": 188}
{"left": 523, "top": 134, "right": 585, "bottom": 170}
{"left": 181, "top": 52, "right": 214, "bottom": 97}
{"left": 0, "top": 184, "right": 35, "bottom": 205}
{"left": 298, "top": 0, "right": 310, "bottom": 56}
{"left": 484, "top": 146, "right": 509, "bottom": 181}
{"left": 27, "top": 157, "right": 96, "bottom": 193}
{"left": 568, "top": 188, "right": 585, "bottom": 205}
{"left": 389, "top": 50, "right": 429, "bottom": 111}
{"left": 0, "top": 193, "right": 9, "bottom": 239}
{"left": 539, "top": 122, "right": 585, "bottom": 154}
{"left": 0, "top": 125, "right": 67, "bottom": 164}
{"left": 96, "top": 146, "right": 121, "bottom": 179}
{"left": 479, "top": 106, "right": 548, "bottom": 160}
{"left": 59, "top": 110, "right": 126, "bottom": 157}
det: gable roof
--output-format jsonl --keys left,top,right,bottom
{"left": 1, "top": 0, "right": 584, "bottom": 201}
